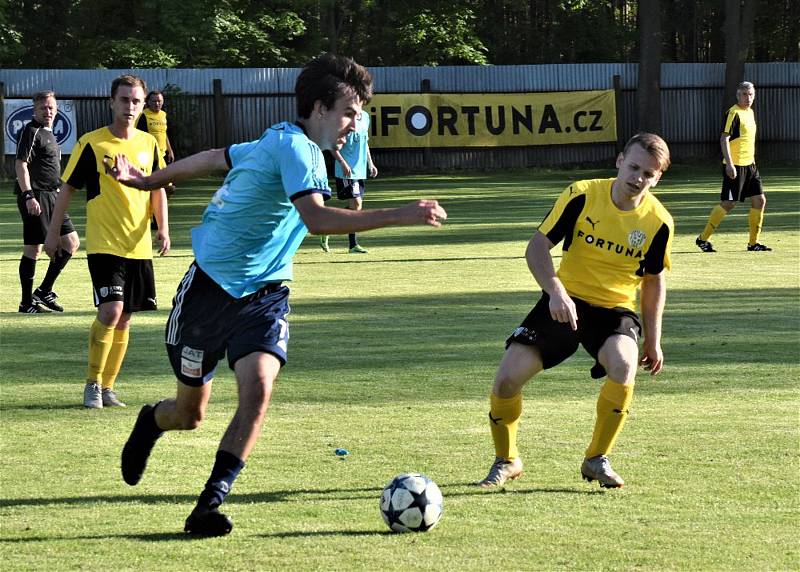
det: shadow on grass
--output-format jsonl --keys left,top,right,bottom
{"left": 2, "top": 168, "right": 798, "bottom": 256}
{"left": 2, "top": 287, "right": 798, "bottom": 404}
{"left": 0, "top": 481, "right": 602, "bottom": 511}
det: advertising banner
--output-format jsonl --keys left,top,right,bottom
{"left": 366, "top": 90, "right": 616, "bottom": 148}
{"left": 4, "top": 99, "right": 77, "bottom": 154}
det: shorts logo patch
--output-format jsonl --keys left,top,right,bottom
{"left": 110, "top": 285, "right": 123, "bottom": 296}
{"left": 100, "top": 287, "right": 108, "bottom": 298}
{"left": 628, "top": 229, "right": 647, "bottom": 248}
{"left": 181, "top": 346, "right": 204, "bottom": 378}
{"left": 512, "top": 326, "right": 537, "bottom": 344}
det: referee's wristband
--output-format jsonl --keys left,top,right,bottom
{"left": 22, "top": 191, "right": 35, "bottom": 202}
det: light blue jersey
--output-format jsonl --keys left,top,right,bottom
{"left": 191, "top": 122, "right": 330, "bottom": 298}
{"left": 334, "top": 112, "right": 370, "bottom": 180}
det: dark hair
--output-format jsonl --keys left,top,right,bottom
{"left": 33, "top": 91, "right": 55, "bottom": 104}
{"left": 111, "top": 75, "right": 147, "bottom": 99}
{"left": 146, "top": 90, "right": 163, "bottom": 102}
{"left": 295, "top": 54, "right": 373, "bottom": 119}
{"left": 623, "top": 132, "right": 671, "bottom": 172}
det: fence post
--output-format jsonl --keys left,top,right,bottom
{"left": 1, "top": 82, "right": 6, "bottom": 179}
{"left": 613, "top": 75, "right": 624, "bottom": 154}
{"left": 421, "top": 79, "right": 432, "bottom": 169}
{"left": 213, "top": 79, "right": 226, "bottom": 147}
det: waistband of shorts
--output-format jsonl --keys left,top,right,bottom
{"left": 259, "top": 282, "right": 284, "bottom": 293}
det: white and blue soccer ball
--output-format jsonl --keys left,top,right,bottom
{"left": 380, "top": 473, "right": 443, "bottom": 533}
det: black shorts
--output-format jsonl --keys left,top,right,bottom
{"left": 721, "top": 163, "right": 763, "bottom": 202}
{"left": 506, "top": 292, "right": 642, "bottom": 379}
{"left": 17, "top": 189, "right": 76, "bottom": 245}
{"left": 165, "top": 262, "right": 291, "bottom": 386}
{"left": 335, "top": 178, "right": 366, "bottom": 200}
{"left": 87, "top": 253, "right": 157, "bottom": 312}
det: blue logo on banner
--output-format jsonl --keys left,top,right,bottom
{"left": 5, "top": 105, "right": 73, "bottom": 147}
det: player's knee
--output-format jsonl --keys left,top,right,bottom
{"left": 97, "top": 306, "right": 123, "bottom": 326}
{"left": 62, "top": 233, "right": 80, "bottom": 254}
{"left": 23, "top": 245, "right": 42, "bottom": 258}
{"left": 176, "top": 407, "right": 205, "bottom": 430}
{"left": 239, "top": 381, "right": 272, "bottom": 419}
{"left": 605, "top": 360, "right": 637, "bottom": 384}
{"left": 721, "top": 201, "right": 735, "bottom": 212}
{"left": 493, "top": 369, "right": 528, "bottom": 398}
{"left": 752, "top": 195, "right": 766, "bottom": 209}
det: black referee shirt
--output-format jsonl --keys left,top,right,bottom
{"left": 14, "top": 119, "right": 61, "bottom": 193}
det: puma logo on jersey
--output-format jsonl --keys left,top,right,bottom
{"left": 586, "top": 216, "right": 599, "bottom": 229}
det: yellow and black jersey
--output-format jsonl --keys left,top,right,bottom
{"left": 136, "top": 108, "right": 169, "bottom": 157}
{"left": 538, "top": 178, "right": 674, "bottom": 311}
{"left": 62, "top": 127, "right": 165, "bottom": 259}
{"left": 722, "top": 105, "right": 756, "bottom": 166}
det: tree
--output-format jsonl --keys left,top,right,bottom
{"left": 637, "top": 0, "right": 662, "bottom": 134}
{"left": 723, "top": 0, "right": 758, "bottom": 106}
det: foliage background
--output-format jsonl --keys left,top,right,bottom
{"left": 1, "top": 0, "right": 797, "bottom": 69}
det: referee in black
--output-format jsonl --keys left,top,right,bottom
{"left": 15, "top": 91, "right": 79, "bottom": 313}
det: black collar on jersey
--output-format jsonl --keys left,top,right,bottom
{"left": 294, "top": 120, "right": 310, "bottom": 137}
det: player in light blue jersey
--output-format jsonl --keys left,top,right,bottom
{"left": 320, "top": 111, "right": 377, "bottom": 253}
{"left": 113, "top": 54, "right": 447, "bottom": 537}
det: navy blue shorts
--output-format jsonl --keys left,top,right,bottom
{"left": 165, "top": 262, "right": 290, "bottom": 387}
{"left": 335, "top": 178, "right": 366, "bottom": 200}
{"left": 506, "top": 292, "right": 642, "bottom": 379}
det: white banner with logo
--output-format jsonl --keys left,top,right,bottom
{"left": 4, "top": 99, "right": 78, "bottom": 154}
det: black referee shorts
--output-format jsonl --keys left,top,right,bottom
{"left": 17, "top": 189, "right": 76, "bottom": 245}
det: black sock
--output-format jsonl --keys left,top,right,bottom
{"left": 39, "top": 251, "right": 72, "bottom": 293}
{"left": 19, "top": 256, "right": 36, "bottom": 305}
{"left": 196, "top": 450, "right": 245, "bottom": 510}
{"left": 139, "top": 402, "right": 165, "bottom": 441}
{"left": 348, "top": 233, "right": 357, "bottom": 248}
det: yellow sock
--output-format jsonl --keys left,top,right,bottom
{"left": 101, "top": 327, "right": 130, "bottom": 390}
{"left": 748, "top": 208, "right": 764, "bottom": 246}
{"left": 700, "top": 205, "right": 728, "bottom": 241}
{"left": 87, "top": 319, "right": 115, "bottom": 384}
{"left": 489, "top": 392, "right": 522, "bottom": 461}
{"left": 585, "top": 379, "right": 634, "bottom": 459}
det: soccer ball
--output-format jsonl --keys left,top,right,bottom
{"left": 380, "top": 473, "right": 443, "bottom": 532}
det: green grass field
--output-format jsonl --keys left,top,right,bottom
{"left": 0, "top": 165, "right": 798, "bottom": 571}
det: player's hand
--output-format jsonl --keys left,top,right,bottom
{"left": 26, "top": 197, "right": 42, "bottom": 216}
{"left": 156, "top": 229, "right": 171, "bottom": 256}
{"left": 342, "top": 163, "right": 353, "bottom": 179}
{"left": 548, "top": 288, "right": 578, "bottom": 331}
{"left": 369, "top": 163, "right": 378, "bottom": 178}
{"left": 400, "top": 199, "right": 447, "bottom": 227}
{"left": 640, "top": 341, "right": 664, "bottom": 375}
{"left": 725, "top": 164, "right": 737, "bottom": 179}
{"left": 43, "top": 230, "right": 61, "bottom": 259}
{"left": 105, "top": 154, "right": 148, "bottom": 189}
{"left": 166, "top": 149, "right": 175, "bottom": 163}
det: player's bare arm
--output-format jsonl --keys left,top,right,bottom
{"left": 43, "top": 184, "right": 77, "bottom": 258}
{"left": 150, "top": 189, "right": 171, "bottom": 256}
{"left": 720, "top": 133, "right": 736, "bottom": 179}
{"left": 110, "top": 148, "right": 229, "bottom": 190}
{"left": 526, "top": 231, "right": 578, "bottom": 331}
{"left": 367, "top": 147, "right": 378, "bottom": 178}
{"left": 294, "top": 193, "right": 446, "bottom": 234}
{"left": 15, "top": 160, "right": 42, "bottom": 216}
{"left": 639, "top": 271, "right": 666, "bottom": 375}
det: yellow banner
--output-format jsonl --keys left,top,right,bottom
{"left": 365, "top": 90, "right": 616, "bottom": 148}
